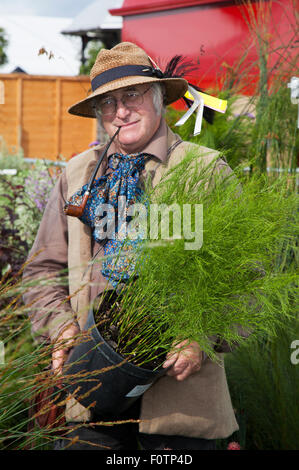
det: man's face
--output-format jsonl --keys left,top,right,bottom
{"left": 98, "top": 84, "right": 162, "bottom": 154}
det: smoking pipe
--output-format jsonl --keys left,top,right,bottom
{"left": 64, "top": 127, "right": 120, "bottom": 217}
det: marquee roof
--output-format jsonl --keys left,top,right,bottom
{"left": 61, "top": 0, "right": 123, "bottom": 36}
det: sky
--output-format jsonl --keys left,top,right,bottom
{"left": 0, "top": 16, "right": 82, "bottom": 75}
{"left": 0, "top": 0, "right": 94, "bottom": 17}
{"left": 0, "top": 1, "right": 122, "bottom": 75}
{"left": 0, "top": 0, "right": 92, "bottom": 75}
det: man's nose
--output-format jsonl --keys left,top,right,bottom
{"left": 115, "top": 99, "right": 130, "bottom": 119}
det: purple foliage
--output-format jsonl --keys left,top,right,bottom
{"left": 234, "top": 112, "right": 255, "bottom": 119}
{"left": 25, "top": 169, "right": 54, "bottom": 213}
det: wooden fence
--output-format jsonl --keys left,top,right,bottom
{"left": 0, "top": 73, "right": 97, "bottom": 161}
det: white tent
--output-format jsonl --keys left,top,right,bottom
{"left": 0, "top": 15, "right": 81, "bottom": 76}
{"left": 61, "top": 0, "right": 123, "bottom": 63}
{"left": 61, "top": 0, "right": 123, "bottom": 36}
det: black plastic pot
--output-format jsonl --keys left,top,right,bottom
{"left": 64, "top": 301, "right": 166, "bottom": 416}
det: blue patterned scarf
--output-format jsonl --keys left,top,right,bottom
{"left": 67, "top": 152, "right": 147, "bottom": 287}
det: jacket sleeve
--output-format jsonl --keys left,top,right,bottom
{"left": 22, "top": 171, "right": 78, "bottom": 344}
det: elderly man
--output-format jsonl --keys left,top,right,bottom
{"left": 23, "top": 42, "right": 239, "bottom": 450}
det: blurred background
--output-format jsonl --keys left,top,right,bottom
{"left": 0, "top": 0, "right": 297, "bottom": 162}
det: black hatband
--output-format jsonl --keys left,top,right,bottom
{"left": 91, "top": 65, "right": 164, "bottom": 92}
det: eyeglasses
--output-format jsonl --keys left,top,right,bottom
{"left": 95, "top": 86, "right": 152, "bottom": 116}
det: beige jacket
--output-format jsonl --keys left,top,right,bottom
{"left": 23, "top": 119, "right": 239, "bottom": 439}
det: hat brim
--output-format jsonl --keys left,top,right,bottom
{"left": 68, "top": 76, "right": 188, "bottom": 118}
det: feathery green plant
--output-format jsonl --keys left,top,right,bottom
{"left": 224, "top": 312, "right": 299, "bottom": 450}
{"left": 95, "top": 152, "right": 298, "bottom": 368}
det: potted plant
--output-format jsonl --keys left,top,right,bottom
{"left": 64, "top": 154, "right": 298, "bottom": 415}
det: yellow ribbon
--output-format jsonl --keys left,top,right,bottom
{"left": 175, "top": 86, "right": 227, "bottom": 135}
{"left": 185, "top": 90, "right": 227, "bottom": 113}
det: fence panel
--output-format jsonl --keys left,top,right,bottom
{"left": 0, "top": 74, "right": 97, "bottom": 160}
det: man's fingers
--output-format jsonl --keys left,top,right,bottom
{"left": 165, "top": 349, "right": 203, "bottom": 380}
{"left": 163, "top": 352, "right": 179, "bottom": 369}
{"left": 52, "top": 349, "right": 66, "bottom": 374}
{"left": 166, "top": 357, "right": 191, "bottom": 376}
{"left": 51, "top": 324, "right": 80, "bottom": 374}
{"left": 56, "top": 333, "right": 77, "bottom": 350}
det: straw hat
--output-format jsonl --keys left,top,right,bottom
{"left": 68, "top": 42, "right": 188, "bottom": 118}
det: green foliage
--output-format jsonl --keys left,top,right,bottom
{"left": 0, "top": 172, "right": 31, "bottom": 279}
{"left": 0, "top": 284, "right": 62, "bottom": 450}
{"left": 167, "top": 83, "right": 299, "bottom": 172}
{"left": 97, "top": 154, "right": 298, "bottom": 367}
{"left": 0, "top": 27, "right": 8, "bottom": 66}
{"left": 0, "top": 144, "right": 26, "bottom": 171}
{"left": 166, "top": 99, "right": 253, "bottom": 169}
{"left": 0, "top": 151, "right": 61, "bottom": 449}
{"left": 0, "top": 326, "right": 38, "bottom": 449}
{"left": 15, "top": 160, "right": 60, "bottom": 246}
{"left": 250, "top": 86, "right": 299, "bottom": 171}
{"left": 79, "top": 41, "right": 103, "bottom": 75}
{"left": 0, "top": 153, "right": 61, "bottom": 274}
{"left": 0, "top": 267, "right": 78, "bottom": 449}
{"left": 224, "top": 313, "right": 299, "bottom": 450}
{"left": 218, "top": 229, "right": 299, "bottom": 450}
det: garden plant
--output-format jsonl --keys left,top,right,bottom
{"left": 91, "top": 156, "right": 298, "bottom": 370}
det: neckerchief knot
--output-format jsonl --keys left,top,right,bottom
{"left": 66, "top": 152, "right": 148, "bottom": 288}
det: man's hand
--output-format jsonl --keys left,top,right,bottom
{"left": 52, "top": 323, "right": 80, "bottom": 374}
{"left": 162, "top": 340, "right": 203, "bottom": 381}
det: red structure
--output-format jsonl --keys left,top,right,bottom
{"left": 110, "top": 0, "right": 297, "bottom": 94}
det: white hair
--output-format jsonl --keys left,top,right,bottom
{"left": 151, "top": 82, "right": 166, "bottom": 116}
